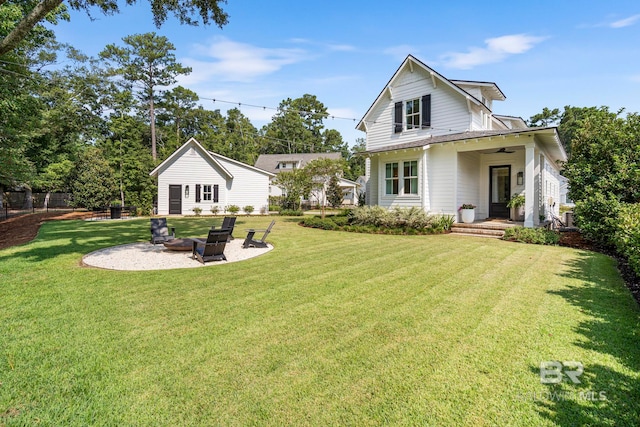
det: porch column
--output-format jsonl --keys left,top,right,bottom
{"left": 524, "top": 143, "right": 535, "bottom": 227}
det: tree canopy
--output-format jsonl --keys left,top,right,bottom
{"left": 0, "top": 0, "right": 230, "bottom": 56}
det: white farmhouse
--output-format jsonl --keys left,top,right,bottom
{"left": 357, "top": 55, "right": 567, "bottom": 227}
{"left": 150, "top": 138, "right": 273, "bottom": 215}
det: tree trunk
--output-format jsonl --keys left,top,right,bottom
{"left": 0, "top": 0, "right": 63, "bottom": 56}
{"left": 150, "top": 95, "right": 157, "bottom": 161}
{"left": 22, "top": 186, "right": 33, "bottom": 210}
{"left": 44, "top": 191, "right": 51, "bottom": 209}
{"left": 0, "top": 185, "right": 4, "bottom": 209}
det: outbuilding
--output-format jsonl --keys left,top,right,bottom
{"left": 150, "top": 138, "right": 273, "bottom": 215}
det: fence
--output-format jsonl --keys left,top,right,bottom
{"left": 0, "top": 192, "right": 74, "bottom": 221}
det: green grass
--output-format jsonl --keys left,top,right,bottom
{"left": 1, "top": 216, "right": 639, "bottom": 426}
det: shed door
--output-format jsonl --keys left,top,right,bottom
{"left": 489, "top": 166, "right": 511, "bottom": 218}
{"left": 169, "top": 185, "right": 182, "bottom": 214}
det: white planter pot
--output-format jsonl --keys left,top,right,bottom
{"left": 461, "top": 208, "right": 475, "bottom": 224}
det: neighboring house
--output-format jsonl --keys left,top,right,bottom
{"left": 150, "top": 138, "right": 273, "bottom": 215}
{"left": 356, "top": 55, "right": 567, "bottom": 227}
{"left": 254, "top": 153, "right": 359, "bottom": 206}
{"left": 559, "top": 175, "right": 574, "bottom": 207}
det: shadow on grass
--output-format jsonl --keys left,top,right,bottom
{"left": 532, "top": 250, "right": 640, "bottom": 425}
{"left": 0, "top": 217, "right": 254, "bottom": 265}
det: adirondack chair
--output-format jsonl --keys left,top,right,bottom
{"left": 192, "top": 230, "right": 229, "bottom": 263}
{"left": 150, "top": 218, "right": 175, "bottom": 244}
{"left": 242, "top": 220, "right": 275, "bottom": 249}
{"left": 211, "top": 216, "right": 236, "bottom": 240}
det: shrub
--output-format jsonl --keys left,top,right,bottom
{"left": 210, "top": 205, "right": 220, "bottom": 215}
{"left": 243, "top": 205, "right": 254, "bottom": 215}
{"left": 332, "top": 216, "right": 350, "bottom": 227}
{"left": 503, "top": 227, "right": 559, "bottom": 245}
{"left": 432, "top": 214, "right": 455, "bottom": 231}
{"left": 301, "top": 217, "right": 337, "bottom": 230}
{"left": 192, "top": 207, "right": 203, "bottom": 216}
{"left": 227, "top": 205, "right": 240, "bottom": 215}
{"left": 280, "top": 209, "right": 303, "bottom": 216}
{"left": 613, "top": 203, "right": 640, "bottom": 276}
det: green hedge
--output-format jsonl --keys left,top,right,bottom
{"left": 502, "top": 227, "right": 559, "bottom": 245}
{"left": 613, "top": 203, "right": 640, "bottom": 276}
{"left": 299, "top": 206, "right": 454, "bottom": 235}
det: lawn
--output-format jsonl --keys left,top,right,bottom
{"left": 1, "top": 216, "right": 639, "bottom": 426}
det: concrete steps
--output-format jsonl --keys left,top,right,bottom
{"left": 450, "top": 221, "right": 519, "bottom": 238}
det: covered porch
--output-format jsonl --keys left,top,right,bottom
{"left": 453, "top": 130, "right": 563, "bottom": 228}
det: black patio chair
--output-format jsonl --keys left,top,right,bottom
{"left": 192, "top": 230, "right": 229, "bottom": 263}
{"left": 211, "top": 216, "right": 236, "bottom": 241}
{"left": 242, "top": 220, "right": 275, "bottom": 249}
{"left": 150, "top": 218, "right": 175, "bottom": 245}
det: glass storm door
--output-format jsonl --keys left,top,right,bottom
{"left": 489, "top": 166, "right": 511, "bottom": 218}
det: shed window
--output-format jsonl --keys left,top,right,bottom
{"left": 203, "top": 185, "right": 212, "bottom": 201}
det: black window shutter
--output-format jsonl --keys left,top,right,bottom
{"left": 213, "top": 185, "right": 219, "bottom": 203}
{"left": 422, "top": 94, "right": 431, "bottom": 128}
{"left": 195, "top": 184, "right": 201, "bottom": 202}
{"left": 394, "top": 102, "right": 403, "bottom": 133}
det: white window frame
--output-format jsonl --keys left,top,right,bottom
{"left": 385, "top": 162, "right": 399, "bottom": 195}
{"left": 203, "top": 184, "right": 212, "bottom": 201}
{"left": 403, "top": 161, "right": 418, "bottom": 195}
{"left": 405, "top": 98, "right": 421, "bottom": 130}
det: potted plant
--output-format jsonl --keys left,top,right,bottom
{"left": 458, "top": 203, "right": 476, "bottom": 224}
{"left": 507, "top": 194, "right": 525, "bottom": 221}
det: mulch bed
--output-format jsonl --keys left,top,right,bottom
{"left": 0, "top": 211, "right": 93, "bottom": 251}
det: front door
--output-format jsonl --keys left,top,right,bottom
{"left": 169, "top": 185, "right": 182, "bottom": 214}
{"left": 489, "top": 166, "right": 511, "bottom": 218}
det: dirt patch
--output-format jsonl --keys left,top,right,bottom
{"left": 558, "top": 230, "right": 597, "bottom": 251}
{"left": 0, "top": 211, "right": 93, "bottom": 250}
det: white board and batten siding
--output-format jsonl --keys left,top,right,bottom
{"left": 151, "top": 138, "right": 272, "bottom": 215}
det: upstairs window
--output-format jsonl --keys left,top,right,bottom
{"left": 406, "top": 98, "right": 421, "bottom": 130}
{"left": 385, "top": 163, "right": 399, "bottom": 194}
{"left": 394, "top": 94, "right": 431, "bottom": 133}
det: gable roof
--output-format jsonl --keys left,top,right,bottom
{"left": 254, "top": 152, "right": 342, "bottom": 174}
{"left": 150, "top": 138, "right": 233, "bottom": 179}
{"left": 149, "top": 138, "right": 274, "bottom": 178}
{"left": 356, "top": 54, "right": 493, "bottom": 132}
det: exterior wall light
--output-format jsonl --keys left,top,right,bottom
{"left": 185, "top": 185, "right": 189, "bottom": 198}
{"left": 517, "top": 171, "right": 524, "bottom": 186}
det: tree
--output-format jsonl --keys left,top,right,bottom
{"left": 71, "top": 146, "right": 118, "bottom": 209}
{"left": 100, "top": 32, "right": 191, "bottom": 161}
{"left": 346, "top": 138, "right": 366, "bottom": 180}
{"left": 326, "top": 175, "right": 343, "bottom": 208}
{"left": 528, "top": 107, "right": 560, "bottom": 127}
{"left": 561, "top": 107, "right": 640, "bottom": 246}
{"left": 272, "top": 169, "right": 311, "bottom": 210}
{"left": 0, "top": 0, "right": 230, "bottom": 56}
{"left": 157, "top": 86, "right": 199, "bottom": 149}
{"left": 305, "top": 157, "right": 346, "bottom": 218}
{"left": 261, "top": 94, "right": 346, "bottom": 154}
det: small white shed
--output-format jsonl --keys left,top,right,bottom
{"left": 150, "top": 138, "right": 273, "bottom": 215}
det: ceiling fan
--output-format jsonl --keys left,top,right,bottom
{"left": 494, "top": 147, "right": 515, "bottom": 154}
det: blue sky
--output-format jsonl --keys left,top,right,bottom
{"left": 51, "top": 1, "right": 640, "bottom": 147}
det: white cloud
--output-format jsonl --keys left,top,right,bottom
{"left": 441, "top": 34, "right": 547, "bottom": 69}
{"left": 182, "top": 36, "right": 308, "bottom": 83}
{"left": 610, "top": 14, "right": 640, "bottom": 28}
